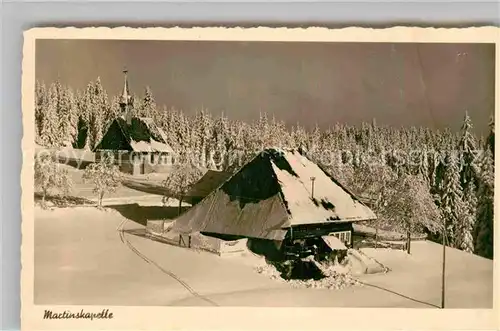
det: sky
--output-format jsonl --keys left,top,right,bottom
{"left": 36, "top": 39, "right": 495, "bottom": 135}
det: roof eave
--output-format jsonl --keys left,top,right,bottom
{"left": 289, "top": 216, "right": 377, "bottom": 227}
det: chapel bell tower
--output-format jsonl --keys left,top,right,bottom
{"left": 120, "top": 68, "right": 134, "bottom": 125}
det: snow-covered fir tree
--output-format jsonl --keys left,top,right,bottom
{"left": 190, "top": 109, "right": 213, "bottom": 168}
{"left": 459, "top": 111, "right": 478, "bottom": 189}
{"left": 291, "top": 124, "right": 308, "bottom": 151}
{"left": 211, "top": 113, "right": 230, "bottom": 170}
{"left": 35, "top": 81, "right": 49, "bottom": 145}
{"left": 486, "top": 114, "right": 495, "bottom": 159}
{"left": 107, "top": 96, "right": 121, "bottom": 126}
{"left": 87, "top": 77, "right": 109, "bottom": 150}
{"left": 457, "top": 111, "right": 480, "bottom": 251}
{"left": 73, "top": 89, "right": 89, "bottom": 149}
{"left": 80, "top": 81, "right": 96, "bottom": 149}
{"left": 66, "top": 88, "right": 79, "bottom": 145}
{"left": 55, "top": 84, "right": 78, "bottom": 147}
{"left": 439, "top": 152, "right": 468, "bottom": 248}
{"left": 474, "top": 148, "right": 494, "bottom": 259}
{"left": 269, "top": 116, "right": 288, "bottom": 149}
{"left": 461, "top": 180, "right": 478, "bottom": 253}
{"left": 308, "top": 124, "right": 322, "bottom": 158}
{"left": 232, "top": 121, "right": 246, "bottom": 151}
{"left": 140, "top": 86, "right": 157, "bottom": 119}
{"left": 131, "top": 94, "right": 141, "bottom": 118}
{"left": 41, "top": 82, "right": 62, "bottom": 147}
{"left": 256, "top": 112, "right": 271, "bottom": 150}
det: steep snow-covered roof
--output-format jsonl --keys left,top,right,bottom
{"left": 129, "top": 139, "right": 173, "bottom": 153}
{"left": 95, "top": 116, "right": 174, "bottom": 153}
{"left": 271, "top": 150, "right": 376, "bottom": 225}
{"left": 169, "top": 148, "right": 376, "bottom": 240}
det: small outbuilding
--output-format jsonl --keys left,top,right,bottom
{"left": 183, "top": 170, "right": 233, "bottom": 205}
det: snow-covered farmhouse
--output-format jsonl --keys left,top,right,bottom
{"left": 150, "top": 149, "right": 377, "bottom": 258}
{"left": 94, "top": 70, "right": 174, "bottom": 175}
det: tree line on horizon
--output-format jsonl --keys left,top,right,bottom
{"left": 35, "top": 77, "right": 495, "bottom": 259}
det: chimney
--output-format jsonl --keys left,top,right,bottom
{"left": 119, "top": 68, "right": 133, "bottom": 125}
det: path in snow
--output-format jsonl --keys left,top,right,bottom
{"left": 34, "top": 206, "right": 492, "bottom": 308}
{"left": 34, "top": 207, "right": 282, "bottom": 306}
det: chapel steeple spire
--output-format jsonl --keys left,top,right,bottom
{"left": 119, "top": 68, "right": 133, "bottom": 124}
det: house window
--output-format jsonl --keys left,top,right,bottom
{"left": 329, "top": 230, "right": 351, "bottom": 245}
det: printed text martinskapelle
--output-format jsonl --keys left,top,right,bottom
{"left": 44, "top": 309, "right": 114, "bottom": 320}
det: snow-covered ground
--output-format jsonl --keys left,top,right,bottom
{"left": 39, "top": 164, "right": 179, "bottom": 206}
{"left": 357, "top": 242, "right": 493, "bottom": 308}
{"left": 34, "top": 206, "right": 284, "bottom": 306}
{"left": 34, "top": 206, "right": 493, "bottom": 308}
